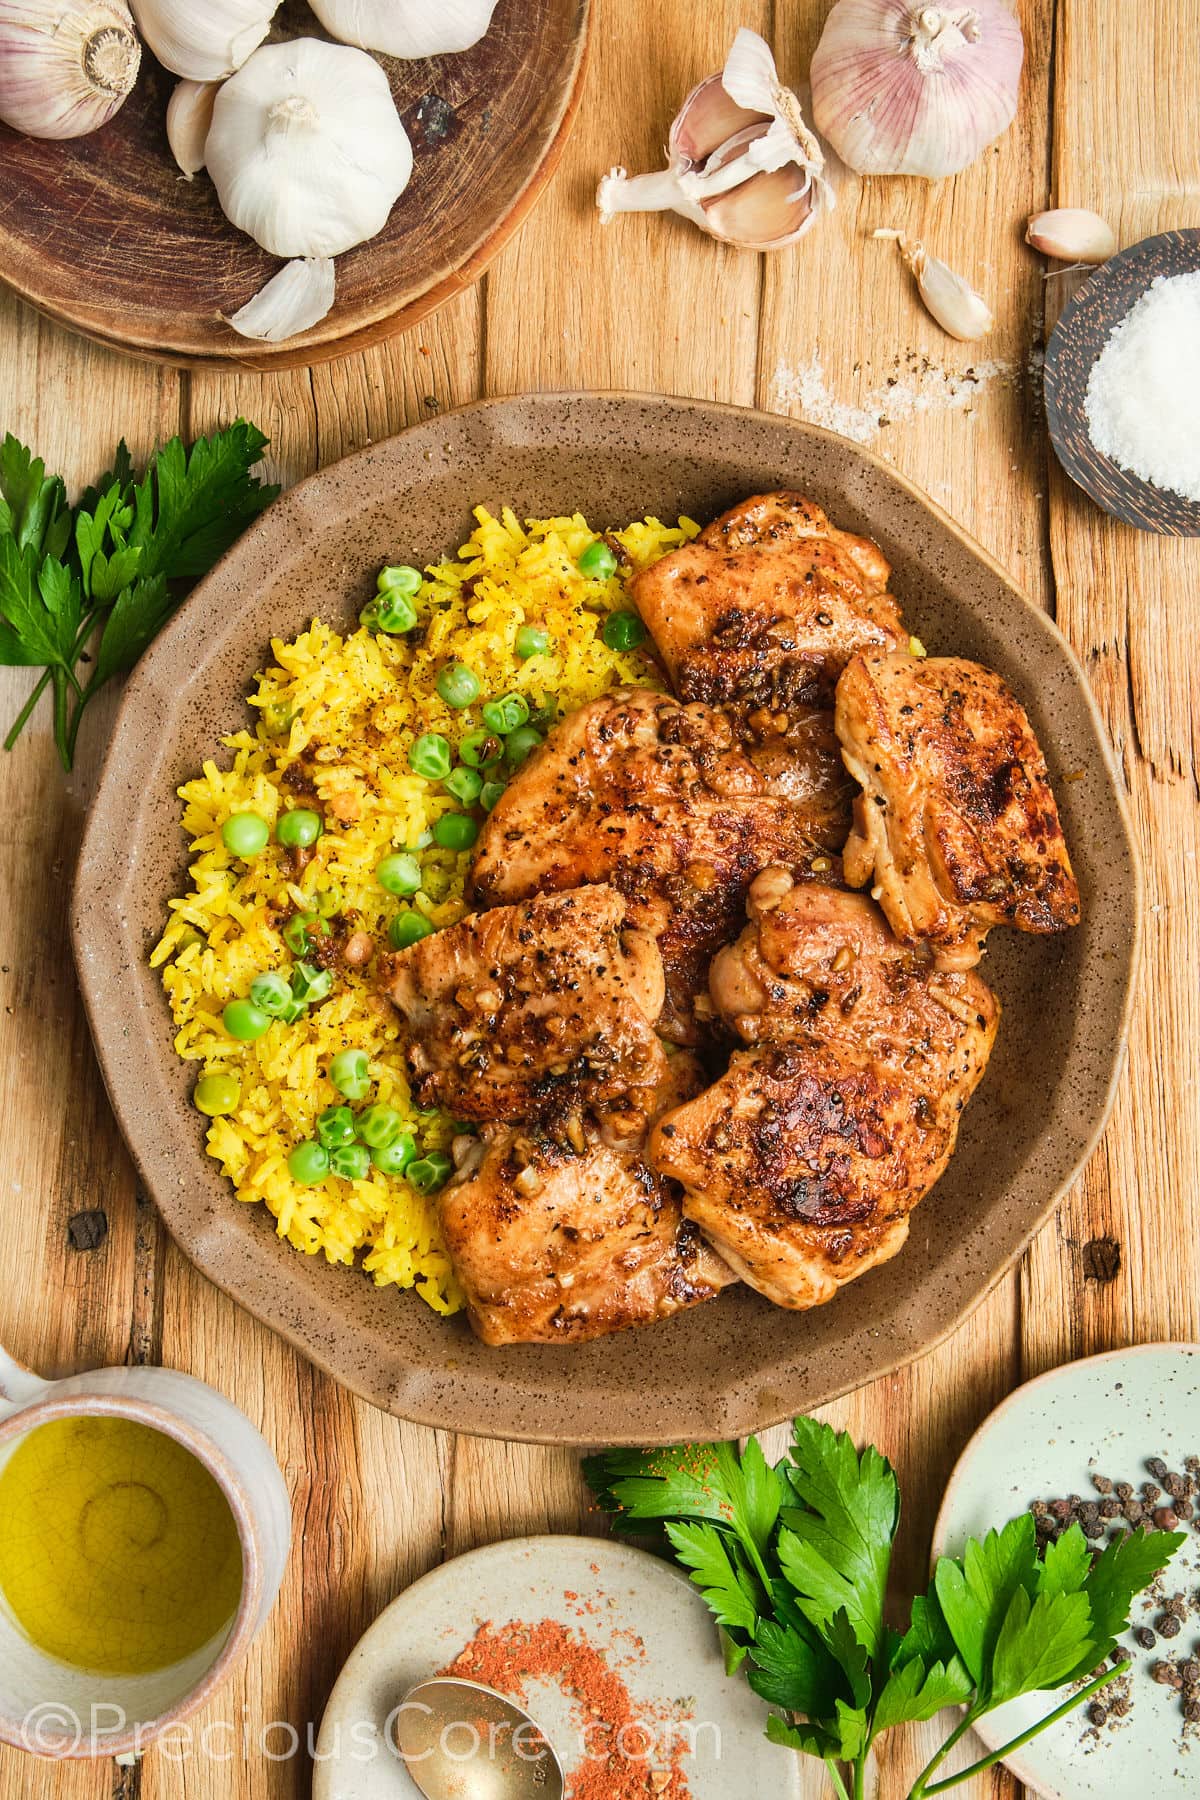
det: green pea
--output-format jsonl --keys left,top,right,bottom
{"left": 194, "top": 1071, "right": 240, "bottom": 1116}
{"left": 330, "top": 1142, "right": 371, "bottom": 1182}
{"left": 601, "top": 610, "right": 648, "bottom": 652}
{"left": 432, "top": 812, "right": 478, "bottom": 852}
{"left": 291, "top": 961, "right": 333, "bottom": 1005}
{"left": 444, "top": 766, "right": 483, "bottom": 805}
{"left": 358, "top": 1104, "right": 404, "bottom": 1150}
{"left": 282, "top": 911, "right": 320, "bottom": 955}
{"left": 329, "top": 1049, "right": 370, "bottom": 1100}
{"left": 578, "top": 539, "right": 619, "bottom": 580}
{"left": 288, "top": 1140, "right": 329, "bottom": 1185}
{"left": 377, "top": 564, "right": 422, "bottom": 597}
{"left": 374, "top": 591, "right": 419, "bottom": 633}
{"left": 480, "top": 780, "right": 506, "bottom": 813}
{"left": 406, "top": 1152, "right": 454, "bottom": 1193}
{"left": 249, "top": 971, "right": 293, "bottom": 1018}
{"left": 276, "top": 808, "right": 323, "bottom": 850}
{"left": 371, "top": 1134, "right": 417, "bottom": 1176}
{"left": 435, "top": 663, "right": 481, "bottom": 709}
{"left": 409, "top": 733, "right": 453, "bottom": 780}
{"left": 223, "top": 999, "right": 271, "bottom": 1041}
{"left": 221, "top": 812, "right": 269, "bottom": 859}
{"left": 376, "top": 852, "right": 422, "bottom": 896}
{"left": 316, "top": 1104, "right": 357, "bottom": 1150}
{"left": 278, "top": 997, "right": 307, "bottom": 1024}
{"left": 481, "top": 693, "right": 530, "bottom": 735}
{"left": 515, "top": 625, "right": 550, "bottom": 659}
{"left": 458, "top": 730, "right": 504, "bottom": 769}
{"left": 262, "top": 702, "right": 294, "bottom": 739}
{"left": 315, "top": 884, "right": 343, "bottom": 918}
{"left": 504, "top": 725, "right": 543, "bottom": 769}
{"left": 389, "top": 910, "right": 436, "bottom": 950}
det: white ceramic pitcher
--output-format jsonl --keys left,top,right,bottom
{"left": 0, "top": 1344, "right": 292, "bottom": 1760}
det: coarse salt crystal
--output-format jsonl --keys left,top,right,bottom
{"left": 1084, "top": 270, "right": 1200, "bottom": 503}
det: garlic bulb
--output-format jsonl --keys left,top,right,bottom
{"left": 874, "top": 229, "right": 993, "bottom": 339}
{"left": 205, "top": 38, "right": 413, "bottom": 259}
{"left": 597, "top": 29, "right": 832, "bottom": 252}
{"left": 1026, "top": 208, "right": 1116, "bottom": 265}
{"left": 308, "top": 0, "right": 498, "bottom": 58}
{"left": 166, "top": 76, "right": 218, "bottom": 177}
{"left": 228, "top": 257, "right": 336, "bottom": 340}
{"left": 0, "top": 0, "right": 140, "bottom": 139}
{"left": 129, "top": 0, "right": 278, "bottom": 81}
{"left": 811, "top": 0, "right": 1024, "bottom": 179}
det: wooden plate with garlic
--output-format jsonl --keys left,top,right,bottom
{"left": 0, "top": 0, "right": 590, "bottom": 369}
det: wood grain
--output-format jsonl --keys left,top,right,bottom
{"left": 0, "top": 0, "right": 1196, "bottom": 1797}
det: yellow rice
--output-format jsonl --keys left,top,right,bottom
{"left": 154, "top": 506, "right": 699, "bottom": 1315}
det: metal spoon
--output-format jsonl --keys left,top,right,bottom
{"left": 392, "top": 1676, "right": 565, "bottom": 1799}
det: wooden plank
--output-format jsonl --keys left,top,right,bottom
{"left": 0, "top": 293, "right": 181, "bottom": 1800}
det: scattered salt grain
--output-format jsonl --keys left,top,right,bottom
{"left": 1084, "top": 271, "right": 1200, "bottom": 503}
{"left": 773, "top": 352, "right": 1016, "bottom": 446}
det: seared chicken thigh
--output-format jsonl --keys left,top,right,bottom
{"left": 470, "top": 688, "right": 834, "bottom": 1043}
{"left": 650, "top": 869, "right": 998, "bottom": 1310}
{"left": 381, "top": 885, "right": 667, "bottom": 1125}
{"left": 836, "top": 652, "right": 1081, "bottom": 970}
{"left": 632, "top": 492, "right": 906, "bottom": 757}
{"left": 440, "top": 1122, "right": 737, "bottom": 1346}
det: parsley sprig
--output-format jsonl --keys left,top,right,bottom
{"left": 585, "top": 1419, "right": 1184, "bottom": 1799}
{"left": 0, "top": 424, "right": 279, "bottom": 769}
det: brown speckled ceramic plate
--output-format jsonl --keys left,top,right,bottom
{"left": 72, "top": 394, "right": 1140, "bottom": 1446}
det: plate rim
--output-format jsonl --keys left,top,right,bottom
{"left": 931, "top": 1341, "right": 1200, "bottom": 1799}
{"left": 0, "top": 1, "right": 592, "bottom": 372}
{"left": 70, "top": 389, "right": 1144, "bottom": 1445}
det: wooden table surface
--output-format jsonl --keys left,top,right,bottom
{"left": 1, "top": 2, "right": 1196, "bottom": 1796}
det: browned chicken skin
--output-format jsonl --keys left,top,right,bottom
{"left": 631, "top": 492, "right": 906, "bottom": 823}
{"left": 381, "top": 885, "right": 668, "bottom": 1125}
{"left": 469, "top": 687, "right": 835, "bottom": 1043}
{"left": 440, "top": 1054, "right": 736, "bottom": 1345}
{"left": 649, "top": 869, "right": 998, "bottom": 1309}
{"left": 836, "top": 652, "right": 1081, "bottom": 971}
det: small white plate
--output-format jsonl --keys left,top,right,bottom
{"left": 312, "top": 1534, "right": 800, "bottom": 1800}
{"left": 933, "top": 1343, "right": 1200, "bottom": 1800}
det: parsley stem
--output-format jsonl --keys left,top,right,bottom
{"left": 823, "top": 1756, "right": 852, "bottom": 1800}
{"left": 3, "top": 668, "right": 52, "bottom": 750}
{"left": 905, "top": 1707, "right": 977, "bottom": 1798}
{"left": 853, "top": 1753, "right": 866, "bottom": 1800}
{"left": 917, "top": 1664, "right": 1123, "bottom": 1797}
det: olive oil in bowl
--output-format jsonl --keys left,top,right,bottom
{"left": 0, "top": 1415, "right": 243, "bottom": 1673}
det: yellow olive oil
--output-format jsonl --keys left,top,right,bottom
{"left": 0, "top": 1416, "right": 243, "bottom": 1674}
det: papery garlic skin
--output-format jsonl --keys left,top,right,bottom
{"left": 1026, "top": 208, "right": 1116, "bottom": 265}
{"left": 227, "top": 257, "right": 336, "bottom": 341}
{"left": 205, "top": 39, "right": 413, "bottom": 259}
{"left": 129, "top": 0, "right": 279, "bottom": 81}
{"left": 0, "top": 0, "right": 140, "bottom": 139}
{"left": 875, "top": 229, "right": 993, "bottom": 339}
{"left": 597, "top": 29, "right": 832, "bottom": 253}
{"left": 811, "top": 0, "right": 1024, "bottom": 179}
{"left": 166, "top": 76, "right": 218, "bottom": 176}
{"left": 308, "top": 0, "right": 498, "bottom": 58}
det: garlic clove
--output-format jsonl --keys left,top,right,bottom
{"left": 205, "top": 38, "right": 413, "bottom": 260}
{"left": 596, "top": 28, "right": 832, "bottom": 252}
{"left": 874, "top": 229, "right": 994, "bottom": 340}
{"left": 227, "top": 257, "right": 336, "bottom": 341}
{"left": 1026, "top": 208, "right": 1116, "bottom": 265}
{"left": 812, "top": 0, "right": 1025, "bottom": 180}
{"left": 0, "top": 0, "right": 141, "bottom": 140}
{"left": 307, "top": 0, "right": 498, "bottom": 59}
{"left": 166, "top": 78, "right": 219, "bottom": 178}
{"left": 129, "top": 0, "right": 280, "bottom": 81}
{"left": 670, "top": 72, "right": 766, "bottom": 165}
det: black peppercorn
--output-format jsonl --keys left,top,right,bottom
{"left": 1159, "top": 1613, "right": 1182, "bottom": 1639}
{"left": 1088, "top": 1703, "right": 1107, "bottom": 1726}
{"left": 1092, "top": 1473, "right": 1114, "bottom": 1495}
{"left": 1135, "top": 1626, "right": 1157, "bottom": 1649}
{"left": 1147, "top": 1456, "right": 1169, "bottom": 1480}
